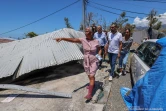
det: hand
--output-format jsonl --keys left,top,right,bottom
{"left": 53, "top": 38, "right": 62, "bottom": 42}
{"left": 118, "top": 53, "right": 121, "bottom": 58}
{"left": 104, "top": 51, "right": 107, "bottom": 56}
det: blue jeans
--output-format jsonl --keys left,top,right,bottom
{"left": 119, "top": 50, "right": 129, "bottom": 70}
{"left": 108, "top": 53, "right": 118, "bottom": 77}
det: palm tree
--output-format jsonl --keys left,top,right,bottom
{"left": 147, "top": 9, "right": 162, "bottom": 30}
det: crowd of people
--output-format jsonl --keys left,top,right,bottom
{"left": 54, "top": 23, "right": 133, "bottom": 100}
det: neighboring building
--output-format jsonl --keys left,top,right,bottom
{"left": 132, "top": 29, "right": 166, "bottom": 44}
{"left": 132, "top": 30, "right": 148, "bottom": 44}
{"left": 0, "top": 38, "right": 15, "bottom": 44}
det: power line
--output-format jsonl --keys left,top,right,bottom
{"left": 119, "top": 1, "right": 166, "bottom": 11}
{"left": 89, "top": 0, "right": 166, "bottom": 11}
{"left": 87, "top": 4, "right": 136, "bottom": 18}
{"left": 88, "top": 0, "right": 148, "bottom": 15}
{"left": 0, "top": 0, "right": 80, "bottom": 36}
{"left": 132, "top": 0, "right": 166, "bottom": 3}
{"left": 92, "top": 0, "right": 166, "bottom": 3}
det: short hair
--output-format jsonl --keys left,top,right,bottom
{"left": 111, "top": 23, "right": 118, "bottom": 28}
{"left": 86, "top": 27, "right": 96, "bottom": 33}
{"left": 97, "top": 25, "right": 102, "bottom": 28}
{"left": 86, "top": 27, "right": 93, "bottom": 33}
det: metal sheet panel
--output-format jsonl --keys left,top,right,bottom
{"left": 0, "top": 28, "right": 85, "bottom": 79}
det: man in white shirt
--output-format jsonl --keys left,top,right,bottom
{"left": 105, "top": 23, "right": 122, "bottom": 81}
{"left": 93, "top": 25, "right": 107, "bottom": 69}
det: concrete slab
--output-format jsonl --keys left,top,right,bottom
{"left": 0, "top": 62, "right": 112, "bottom": 111}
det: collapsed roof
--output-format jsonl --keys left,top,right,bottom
{"left": 0, "top": 28, "right": 85, "bottom": 80}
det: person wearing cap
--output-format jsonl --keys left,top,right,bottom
{"left": 54, "top": 27, "right": 102, "bottom": 100}
{"left": 91, "top": 23, "right": 97, "bottom": 33}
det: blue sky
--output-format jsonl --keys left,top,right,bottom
{"left": 0, "top": 0, "right": 166, "bottom": 39}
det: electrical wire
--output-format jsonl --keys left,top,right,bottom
{"left": 119, "top": 1, "right": 166, "bottom": 11}
{"left": 0, "top": 0, "right": 80, "bottom": 35}
{"left": 87, "top": 0, "right": 148, "bottom": 15}
{"left": 87, "top": 4, "right": 136, "bottom": 18}
{"left": 90, "top": 0, "right": 166, "bottom": 3}
{"left": 132, "top": 0, "right": 166, "bottom": 3}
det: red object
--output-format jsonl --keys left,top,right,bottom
{"left": 84, "top": 85, "right": 94, "bottom": 100}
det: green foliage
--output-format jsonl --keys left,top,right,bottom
{"left": 64, "top": 17, "right": 73, "bottom": 29}
{"left": 26, "top": 32, "right": 38, "bottom": 38}
{"left": 112, "top": 12, "right": 136, "bottom": 34}
{"left": 114, "top": 12, "right": 128, "bottom": 28}
{"left": 147, "top": 9, "right": 162, "bottom": 30}
{"left": 153, "top": 21, "right": 162, "bottom": 30}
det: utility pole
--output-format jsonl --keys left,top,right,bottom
{"left": 82, "top": 0, "right": 86, "bottom": 31}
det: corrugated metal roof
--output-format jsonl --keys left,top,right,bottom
{"left": 0, "top": 28, "right": 85, "bottom": 79}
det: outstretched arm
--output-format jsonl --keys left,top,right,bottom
{"left": 53, "top": 38, "right": 81, "bottom": 43}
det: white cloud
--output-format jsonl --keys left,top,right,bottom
{"left": 133, "top": 12, "right": 166, "bottom": 27}
{"left": 158, "top": 12, "right": 166, "bottom": 24}
{"left": 133, "top": 17, "right": 149, "bottom": 27}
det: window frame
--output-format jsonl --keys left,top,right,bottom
{"left": 136, "top": 41, "right": 162, "bottom": 68}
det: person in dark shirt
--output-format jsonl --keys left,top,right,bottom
{"left": 148, "top": 24, "right": 152, "bottom": 39}
{"left": 91, "top": 23, "right": 97, "bottom": 33}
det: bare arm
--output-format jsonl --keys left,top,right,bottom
{"left": 118, "top": 41, "right": 122, "bottom": 58}
{"left": 104, "top": 42, "right": 109, "bottom": 55}
{"left": 53, "top": 37, "right": 81, "bottom": 43}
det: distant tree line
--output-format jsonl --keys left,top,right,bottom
{"left": 19, "top": 9, "right": 165, "bottom": 40}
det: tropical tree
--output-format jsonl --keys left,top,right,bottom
{"left": 64, "top": 17, "right": 73, "bottom": 29}
{"left": 114, "top": 12, "right": 128, "bottom": 29}
{"left": 79, "top": 12, "right": 99, "bottom": 31}
{"left": 85, "top": 12, "right": 103, "bottom": 27}
{"left": 26, "top": 32, "right": 38, "bottom": 38}
{"left": 147, "top": 9, "right": 162, "bottom": 30}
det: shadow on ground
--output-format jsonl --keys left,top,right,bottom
{"left": 0, "top": 61, "right": 84, "bottom": 86}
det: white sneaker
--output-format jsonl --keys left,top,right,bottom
{"left": 109, "top": 76, "right": 112, "bottom": 81}
{"left": 119, "top": 72, "right": 122, "bottom": 76}
{"left": 96, "top": 54, "right": 103, "bottom": 61}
